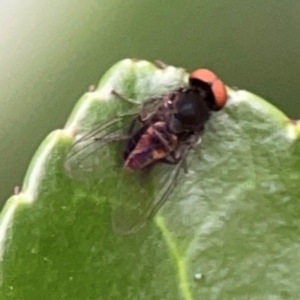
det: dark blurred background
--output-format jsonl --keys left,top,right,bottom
{"left": 0, "top": 1, "right": 299, "bottom": 207}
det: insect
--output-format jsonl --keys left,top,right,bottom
{"left": 65, "top": 64, "right": 227, "bottom": 234}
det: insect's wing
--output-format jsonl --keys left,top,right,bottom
{"left": 111, "top": 146, "right": 191, "bottom": 235}
{"left": 111, "top": 170, "right": 158, "bottom": 235}
{"left": 64, "top": 94, "right": 168, "bottom": 181}
{"left": 64, "top": 111, "right": 139, "bottom": 181}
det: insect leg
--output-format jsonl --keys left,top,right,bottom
{"left": 95, "top": 134, "right": 129, "bottom": 142}
{"left": 159, "top": 152, "right": 182, "bottom": 165}
{"left": 160, "top": 148, "right": 189, "bottom": 173}
{"left": 181, "top": 158, "right": 188, "bottom": 174}
{"left": 111, "top": 90, "right": 141, "bottom": 105}
{"left": 154, "top": 60, "right": 168, "bottom": 69}
{"left": 151, "top": 127, "right": 174, "bottom": 152}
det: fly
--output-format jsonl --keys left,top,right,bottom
{"left": 65, "top": 62, "right": 228, "bottom": 234}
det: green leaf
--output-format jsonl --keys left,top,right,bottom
{"left": 0, "top": 59, "right": 300, "bottom": 300}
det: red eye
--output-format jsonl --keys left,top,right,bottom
{"left": 189, "top": 69, "right": 227, "bottom": 110}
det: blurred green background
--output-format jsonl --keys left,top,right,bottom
{"left": 0, "top": 1, "right": 299, "bottom": 207}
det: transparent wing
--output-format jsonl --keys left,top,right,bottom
{"left": 111, "top": 144, "right": 193, "bottom": 235}
{"left": 64, "top": 93, "right": 170, "bottom": 181}
{"left": 64, "top": 111, "right": 139, "bottom": 181}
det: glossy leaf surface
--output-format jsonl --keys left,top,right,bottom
{"left": 0, "top": 59, "right": 299, "bottom": 300}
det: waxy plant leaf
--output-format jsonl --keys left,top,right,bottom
{"left": 0, "top": 59, "right": 300, "bottom": 300}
